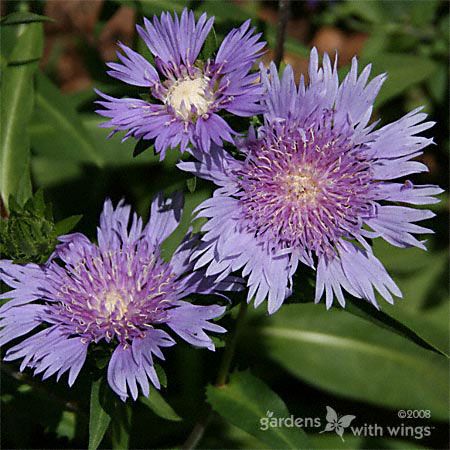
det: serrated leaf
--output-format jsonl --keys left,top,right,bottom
{"left": 254, "top": 304, "right": 448, "bottom": 420}
{"left": 207, "top": 371, "right": 309, "bottom": 449}
{"left": 54, "top": 215, "right": 82, "bottom": 236}
{"left": 140, "top": 390, "right": 182, "bottom": 422}
{"left": 0, "top": 190, "right": 59, "bottom": 264}
{"left": 88, "top": 378, "right": 111, "bottom": 450}
{"left": 0, "top": 22, "right": 42, "bottom": 210}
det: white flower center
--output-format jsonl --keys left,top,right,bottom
{"left": 281, "top": 170, "right": 322, "bottom": 205}
{"left": 166, "top": 76, "right": 211, "bottom": 120}
{"left": 103, "top": 290, "right": 128, "bottom": 321}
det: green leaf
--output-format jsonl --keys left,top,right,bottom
{"left": 160, "top": 188, "right": 211, "bottom": 259}
{"left": 5, "top": 19, "right": 44, "bottom": 65}
{"left": 133, "top": 138, "right": 153, "bottom": 158}
{"left": 89, "top": 378, "right": 111, "bottom": 450}
{"left": 373, "top": 240, "right": 448, "bottom": 311}
{"left": 140, "top": 390, "right": 182, "bottom": 422}
{"left": 55, "top": 411, "right": 76, "bottom": 440}
{"left": 111, "top": 402, "right": 131, "bottom": 450}
{"left": 54, "top": 215, "right": 83, "bottom": 236}
{"left": 330, "top": 0, "right": 384, "bottom": 24}
{"left": 0, "top": 190, "right": 66, "bottom": 264}
{"left": 410, "top": 0, "right": 439, "bottom": 27}
{"left": 199, "top": 26, "right": 217, "bottom": 60}
{"left": 186, "top": 177, "right": 197, "bottom": 193}
{"left": 254, "top": 304, "right": 448, "bottom": 420}
{"left": 0, "top": 11, "right": 54, "bottom": 25}
{"left": 33, "top": 73, "right": 104, "bottom": 167}
{"left": 381, "top": 303, "right": 449, "bottom": 358}
{"left": 207, "top": 371, "right": 309, "bottom": 449}
{"left": 0, "top": 22, "right": 42, "bottom": 209}
{"left": 154, "top": 363, "right": 168, "bottom": 388}
{"left": 31, "top": 156, "right": 82, "bottom": 189}
{"left": 361, "top": 53, "right": 438, "bottom": 107}
{"left": 345, "top": 298, "right": 449, "bottom": 358}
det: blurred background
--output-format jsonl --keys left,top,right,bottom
{"left": 0, "top": 1, "right": 449, "bottom": 449}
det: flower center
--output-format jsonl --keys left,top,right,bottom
{"left": 280, "top": 170, "right": 322, "bottom": 206}
{"left": 236, "top": 122, "right": 375, "bottom": 257}
{"left": 103, "top": 290, "right": 128, "bottom": 321}
{"left": 166, "top": 76, "right": 211, "bottom": 120}
{"left": 53, "top": 248, "right": 180, "bottom": 344}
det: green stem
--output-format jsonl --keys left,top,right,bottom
{"left": 215, "top": 301, "right": 248, "bottom": 386}
{"left": 181, "top": 301, "right": 248, "bottom": 449}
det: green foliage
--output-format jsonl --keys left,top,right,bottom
{"left": 199, "top": 26, "right": 218, "bottom": 60}
{"left": 110, "top": 402, "right": 131, "bottom": 450}
{"left": 362, "top": 53, "right": 437, "bottom": 107}
{"left": 1, "top": 1, "right": 448, "bottom": 449}
{"left": 0, "top": 190, "right": 81, "bottom": 264}
{"left": 207, "top": 371, "right": 309, "bottom": 449}
{"left": 89, "top": 378, "right": 111, "bottom": 450}
{"left": 140, "top": 389, "right": 182, "bottom": 422}
{"left": 0, "top": 19, "right": 43, "bottom": 209}
{"left": 33, "top": 73, "right": 104, "bottom": 167}
{"left": 0, "top": 11, "right": 54, "bottom": 25}
{"left": 252, "top": 304, "right": 448, "bottom": 421}
{"left": 345, "top": 297, "right": 449, "bottom": 358}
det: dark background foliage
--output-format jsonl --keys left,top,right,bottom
{"left": 0, "top": 1, "right": 449, "bottom": 449}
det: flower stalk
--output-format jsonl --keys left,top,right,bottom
{"left": 182, "top": 301, "right": 248, "bottom": 449}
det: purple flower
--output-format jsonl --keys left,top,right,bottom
{"left": 0, "top": 194, "right": 240, "bottom": 400}
{"left": 95, "top": 9, "right": 265, "bottom": 159}
{"left": 178, "top": 48, "right": 443, "bottom": 313}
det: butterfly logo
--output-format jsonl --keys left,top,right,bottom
{"left": 320, "top": 406, "right": 356, "bottom": 442}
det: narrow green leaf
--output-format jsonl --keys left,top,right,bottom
{"left": 54, "top": 215, "right": 83, "bottom": 236}
{"left": 6, "top": 18, "right": 44, "bottom": 65}
{"left": 1, "top": 11, "right": 54, "bottom": 25}
{"left": 207, "top": 371, "right": 309, "bottom": 449}
{"left": 111, "top": 403, "right": 131, "bottom": 450}
{"left": 382, "top": 303, "right": 449, "bottom": 358}
{"left": 254, "top": 304, "right": 448, "bottom": 420}
{"left": 33, "top": 73, "right": 104, "bottom": 167}
{"left": 345, "top": 298, "right": 449, "bottom": 358}
{"left": 0, "top": 22, "right": 42, "bottom": 210}
{"left": 154, "top": 363, "right": 168, "bottom": 388}
{"left": 89, "top": 378, "right": 111, "bottom": 450}
{"left": 140, "top": 390, "right": 182, "bottom": 421}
